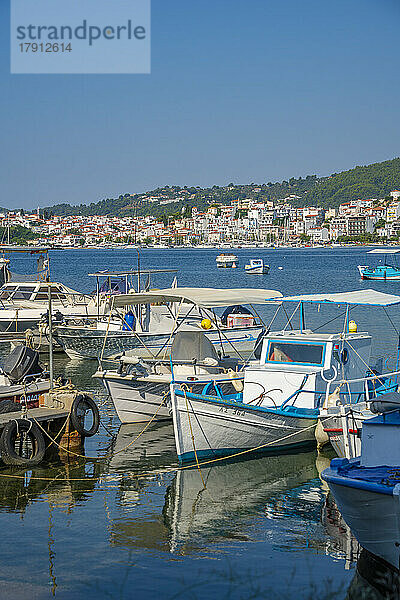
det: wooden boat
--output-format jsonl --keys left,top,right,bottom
{"left": 358, "top": 249, "right": 400, "bottom": 280}
{"left": 244, "top": 259, "right": 270, "bottom": 274}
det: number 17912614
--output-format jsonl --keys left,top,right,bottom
{"left": 19, "top": 42, "right": 72, "bottom": 52}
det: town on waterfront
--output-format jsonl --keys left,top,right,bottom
{"left": 3, "top": 187, "right": 400, "bottom": 248}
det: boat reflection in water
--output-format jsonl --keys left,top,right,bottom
{"left": 347, "top": 549, "right": 399, "bottom": 600}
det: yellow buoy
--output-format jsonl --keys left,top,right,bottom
{"left": 201, "top": 318, "right": 212, "bottom": 330}
{"left": 348, "top": 320, "right": 357, "bottom": 333}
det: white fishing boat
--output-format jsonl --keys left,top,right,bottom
{"left": 56, "top": 287, "right": 273, "bottom": 360}
{"left": 93, "top": 287, "right": 282, "bottom": 422}
{"left": 170, "top": 289, "right": 400, "bottom": 463}
{"left": 322, "top": 398, "right": 400, "bottom": 570}
{"left": 216, "top": 254, "right": 238, "bottom": 268}
{"left": 244, "top": 259, "right": 270, "bottom": 274}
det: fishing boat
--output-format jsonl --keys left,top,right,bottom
{"left": 244, "top": 259, "right": 270, "bottom": 274}
{"left": 358, "top": 249, "right": 400, "bottom": 281}
{"left": 322, "top": 398, "right": 400, "bottom": 570}
{"left": 93, "top": 287, "right": 281, "bottom": 422}
{"left": 170, "top": 289, "right": 400, "bottom": 463}
{"left": 216, "top": 254, "right": 238, "bottom": 268}
{"left": 56, "top": 287, "right": 272, "bottom": 360}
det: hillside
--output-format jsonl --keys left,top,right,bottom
{"left": 43, "top": 157, "right": 400, "bottom": 217}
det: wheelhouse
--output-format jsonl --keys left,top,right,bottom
{"left": 0, "top": 282, "right": 86, "bottom": 304}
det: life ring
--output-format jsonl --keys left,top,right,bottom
{"left": 0, "top": 419, "right": 46, "bottom": 466}
{"left": 70, "top": 394, "right": 100, "bottom": 437}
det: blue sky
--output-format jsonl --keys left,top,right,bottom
{"left": 1, "top": 0, "right": 400, "bottom": 209}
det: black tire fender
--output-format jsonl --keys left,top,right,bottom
{"left": 0, "top": 419, "right": 46, "bottom": 466}
{"left": 70, "top": 394, "right": 100, "bottom": 437}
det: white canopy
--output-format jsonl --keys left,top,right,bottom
{"left": 112, "top": 287, "right": 282, "bottom": 309}
{"left": 368, "top": 249, "right": 400, "bottom": 254}
{"left": 277, "top": 289, "right": 400, "bottom": 307}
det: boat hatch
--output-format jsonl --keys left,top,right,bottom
{"left": 265, "top": 340, "right": 326, "bottom": 367}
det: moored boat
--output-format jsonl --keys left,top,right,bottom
{"left": 322, "top": 400, "right": 400, "bottom": 570}
{"left": 216, "top": 253, "right": 238, "bottom": 268}
{"left": 358, "top": 249, "right": 400, "bottom": 281}
{"left": 244, "top": 259, "right": 270, "bottom": 274}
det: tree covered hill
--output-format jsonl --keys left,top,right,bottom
{"left": 43, "top": 157, "right": 400, "bottom": 217}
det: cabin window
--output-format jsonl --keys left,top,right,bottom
{"left": 0, "top": 286, "right": 16, "bottom": 299}
{"left": 267, "top": 341, "right": 325, "bottom": 365}
{"left": 12, "top": 286, "right": 36, "bottom": 300}
{"left": 35, "top": 286, "right": 66, "bottom": 301}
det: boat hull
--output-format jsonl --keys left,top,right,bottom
{"left": 101, "top": 375, "right": 171, "bottom": 423}
{"left": 54, "top": 325, "right": 262, "bottom": 360}
{"left": 171, "top": 392, "right": 317, "bottom": 463}
{"left": 324, "top": 474, "right": 400, "bottom": 570}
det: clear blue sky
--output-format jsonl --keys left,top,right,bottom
{"left": 1, "top": 0, "right": 400, "bottom": 210}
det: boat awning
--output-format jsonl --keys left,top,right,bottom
{"left": 111, "top": 287, "right": 282, "bottom": 308}
{"left": 276, "top": 289, "right": 400, "bottom": 307}
{"left": 367, "top": 249, "right": 400, "bottom": 254}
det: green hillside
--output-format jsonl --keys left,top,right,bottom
{"left": 43, "top": 157, "right": 400, "bottom": 217}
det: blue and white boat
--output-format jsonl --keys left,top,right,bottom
{"left": 170, "top": 289, "right": 400, "bottom": 463}
{"left": 244, "top": 259, "right": 270, "bottom": 274}
{"left": 358, "top": 249, "right": 400, "bottom": 281}
{"left": 322, "top": 397, "right": 400, "bottom": 570}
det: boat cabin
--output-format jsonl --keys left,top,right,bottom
{"left": 243, "top": 330, "right": 372, "bottom": 409}
{"left": 0, "top": 282, "right": 85, "bottom": 304}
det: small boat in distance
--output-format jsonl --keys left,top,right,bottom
{"left": 358, "top": 249, "right": 400, "bottom": 280}
{"left": 244, "top": 259, "right": 270, "bottom": 274}
{"left": 216, "top": 253, "right": 238, "bottom": 268}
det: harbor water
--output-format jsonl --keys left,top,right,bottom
{"left": 1, "top": 247, "right": 399, "bottom": 599}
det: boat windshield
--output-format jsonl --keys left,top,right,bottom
{"left": 11, "top": 285, "right": 36, "bottom": 300}
{"left": 266, "top": 341, "right": 325, "bottom": 366}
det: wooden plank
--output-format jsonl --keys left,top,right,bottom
{"left": 0, "top": 407, "right": 69, "bottom": 427}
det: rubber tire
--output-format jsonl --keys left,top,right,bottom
{"left": 70, "top": 394, "right": 100, "bottom": 437}
{"left": 0, "top": 419, "right": 46, "bottom": 466}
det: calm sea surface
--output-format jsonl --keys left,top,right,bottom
{"left": 1, "top": 247, "right": 398, "bottom": 599}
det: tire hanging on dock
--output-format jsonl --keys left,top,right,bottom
{"left": 0, "top": 419, "right": 46, "bottom": 466}
{"left": 70, "top": 394, "right": 100, "bottom": 437}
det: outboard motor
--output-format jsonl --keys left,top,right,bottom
{"left": 1, "top": 346, "right": 43, "bottom": 384}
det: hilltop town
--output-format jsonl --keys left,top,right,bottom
{"left": 2, "top": 189, "right": 400, "bottom": 247}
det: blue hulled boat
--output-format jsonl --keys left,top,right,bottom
{"left": 358, "top": 249, "right": 400, "bottom": 280}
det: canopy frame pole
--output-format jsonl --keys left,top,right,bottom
{"left": 207, "top": 313, "right": 246, "bottom": 362}
{"left": 249, "top": 304, "right": 266, "bottom": 327}
{"left": 212, "top": 309, "right": 224, "bottom": 356}
{"left": 283, "top": 301, "right": 301, "bottom": 331}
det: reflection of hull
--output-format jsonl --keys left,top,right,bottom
{"left": 55, "top": 325, "right": 262, "bottom": 360}
{"left": 107, "top": 421, "right": 177, "bottom": 474}
{"left": 163, "top": 451, "right": 319, "bottom": 553}
{"left": 347, "top": 549, "right": 399, "bottom": 599}
{"left": 171, "top": 392, "right": 317, "bottom": 463}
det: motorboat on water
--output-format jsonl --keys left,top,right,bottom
{"left": 169, "top": 289, "right": 400, "bottom": 463}
{"left": 0, "top": 345, "right": 51, "bottom": 409}
{"left": 216, "top": 254, "right": 238, "bottom": 268}
{"left": 56, "top": 287, "right": 276, "bottom": 360}
{"left": 94, "top": 330, "right": 243, "bottom": 423}
{"left": 244, "top": 259, "right": 270, "bottom": 274}
{"left": 358, "top": 249, "right": 400, "bottom": 281}
{"left": 92, "top": 287, "right": 282, "bottom": 422}
{"left": 322, "top": 398, "right": 400, "bottom": 571}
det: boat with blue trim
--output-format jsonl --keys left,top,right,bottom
{"left": 244, "top": 259, "right": 270, "bottom": 274}
{"left": 322, "top": 398, "right": 400, "bottom": 570}
{"left": 358, "top": 249, "right": 400, "bottom": 281}
{"left": 170, "top": 289, "right": 400, "bottom": 463}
